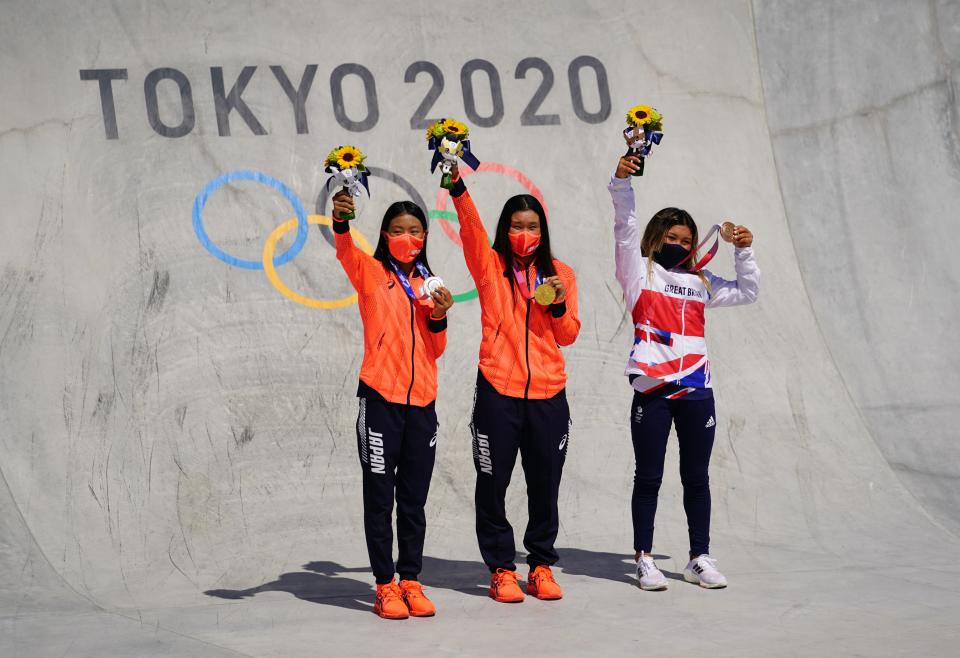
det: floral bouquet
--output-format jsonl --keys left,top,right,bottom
{"left": 426, "top": 118, "right": 481, "bottom": 189}
{"left": 623, "top": 104, "right": 664, "bottom": 176}
{"left": 324, "top": 145, "right": 370, "bottom": 220}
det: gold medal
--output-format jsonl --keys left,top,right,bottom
{"left": 534, "top": 283, "right": 557, "bottom": 306}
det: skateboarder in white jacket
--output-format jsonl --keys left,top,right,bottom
{"left": 609, "top": 154, "right": 760, "bottom": 591}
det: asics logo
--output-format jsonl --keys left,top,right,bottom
{"left": 705, "top": 416, "right": 715, "bottom": 429}
{"left": 558, "top": 434, "right": 567, "bottom": 451}
{"left": 368, "top": 428, "right": 386, "bottom": 474}
{"left": 429, "top": 431, "right": 438, "bottom": 448}
{"left": 475, "top": 433, "right": 493, "bottom": 475}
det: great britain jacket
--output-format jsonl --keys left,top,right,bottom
{"left": 609, "top": 176, "right": 760, "bottom": 399}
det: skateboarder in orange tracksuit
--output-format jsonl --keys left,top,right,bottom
{"left": 332, "top": 190, "right": 454, "bottom": 620}
{"left": 447, "top": 167, "right": 580, "bottom": 603}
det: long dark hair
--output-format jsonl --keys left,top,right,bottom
{"left": 641, "top": 206, "right": 709, "bottom": 289}
{"left": 491, "top": 194, "right": 555, "bottom": 296}
{"left": 373, "top": 200, "right": 433, "bottom": 275}
{"left": 641, "top": 207, "right": 699, "bottom": 266}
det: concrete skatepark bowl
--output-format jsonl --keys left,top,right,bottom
{"left": 2, "top": 1, "right": 959, "bottom": 655}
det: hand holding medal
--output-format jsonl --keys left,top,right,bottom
{"left": 513, "top": 268, "right": 566, "bottom": 307}
{"left": 427, "top": 282, "right": 454, "bottom": 319}
{"left": 623, "top": 104, "right": 664, "bottom": 177}
{"left": 324, "top": 145, "right": 370, "bottom": 220}
{"left": 720, "top": 222, "right": 754, "bottom": 248}
{"left": 677, "top": 221, "right": 755, "bottom": 273}
{"left": 536, "top": 276, "right": 566, "bottom": 306}
{"left": 420, "top": 276, "right": 444, "bottom": 299}
{"left": 720, "top": 222, "right": 736, "bottom": 243}
{"left": 534, "top": 283, "right": 556, "bottom": 306}
{"left": 426, "top": 118, "right": 481, "bottom": 189}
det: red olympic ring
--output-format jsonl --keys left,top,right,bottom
{"left": 434, "top": 162, "right": 548, "bottom": 247}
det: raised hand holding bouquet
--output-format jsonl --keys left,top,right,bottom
{"left": 622, "top": 104, "right": 663, "bottom": 176}
{"left": 426, "top": 118, "right": 481, "bottom": 189}
{"left": 324, "top": 145, "right": 370, "bottom": 220}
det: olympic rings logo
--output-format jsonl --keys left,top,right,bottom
{"left": 192, "top": 163, "right": 547, "bottom": 309}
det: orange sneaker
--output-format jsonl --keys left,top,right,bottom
{"left": 527, "top": 565, "right": 563, "bottom": 600}
{"left": 399, "top": 580, "right": 436, "bottom": 617}
{"left": 489, "top": 568, "right": 525, "bottom": 603}
{"left": 373, "top": 580, "right": 409, "bottom": 620}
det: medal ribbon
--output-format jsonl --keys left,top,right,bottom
{"left": 512, "top": 264, "right": 545, "bottom": 300}
{"left": 678, "top": 224, "right": 722, "bottom": 273}
{"left": 388, "top": 258, "right": 433, "bottom": 301}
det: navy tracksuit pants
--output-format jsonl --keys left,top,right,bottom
{"left": 355, "top": 383, "right": 438, "bottom": 584}
{"left": 630, "top": 390, "right": 716, "bottom": 557}
{"left": 471, "top": 372, "right": 570, "bottom": 573}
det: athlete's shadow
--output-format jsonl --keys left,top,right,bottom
{"left": 204, "top": 564, "right": 374, "bottom": 613}
{"left": 304, "top": 557, "right": 491, "bottom": 598}
{"left": 204, "top": 555, "right": 491, "bottom": 613}
{"left": 418, "top": 556, "right": 491, "bottom": 597}
{"left": 557, "top": 547, "right": 679, "bottom": 585}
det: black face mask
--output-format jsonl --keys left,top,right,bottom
{"left": 654, "top": 243, "right": 691, "bottom": 270}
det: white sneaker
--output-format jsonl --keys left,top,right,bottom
{"left": 683, "top": 555, "right": 727, "bottom": 589}
{"left": 635, "top": 554, "right": 667, "bottom": 591}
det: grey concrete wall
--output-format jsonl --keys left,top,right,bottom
{"left": 755, "top": 0, "right": 960, "bottom": 533}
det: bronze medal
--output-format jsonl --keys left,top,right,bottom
{"left": 720, "top": 222, "right": 736, "bottom": 243}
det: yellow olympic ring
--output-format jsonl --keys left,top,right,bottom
{"left": 263, "top": 214, "right": 374, "bottom": 309}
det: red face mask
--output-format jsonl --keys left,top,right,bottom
{"left": 508, "top": 230, "right": 541, "bottom": 257}
{"left": 385, "top": 233, "right": 424, "bottom": 263}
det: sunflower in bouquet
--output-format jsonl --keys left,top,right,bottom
{"left": 626, "top": 104, "right": 663, "bottom": 131}
{"left": 324, "top": 145, "right": 369, "bottom": 220}
{"left": 426, "top": 118, "right": 479, "bottom": 189}
{"left": 426, "top": 118, "right": 470, "bottom": 143}
{"left": 326, "top": 145, "right": 367, "bottom": 172}
{"left": 623, "top": 104, "right": 664, "bottom": 176}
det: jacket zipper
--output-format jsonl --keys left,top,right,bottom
{"left": 406, "top": 296, "right": 415, "bottom": 405}
{"left": 677, "top": 296, "right": 687, "bottom": 384}
{"left": 523, "top": 267, "right": 532, "bottom": 399}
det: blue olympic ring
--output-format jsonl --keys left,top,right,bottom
{"left": 192, "top": 170, "right": 309, "bottom": 270}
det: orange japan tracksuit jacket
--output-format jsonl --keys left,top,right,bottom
{"left": 334, "top": 223, "right": 447, "bottom": 406}
{"left": 451, "top": 189, "right": 580, "bottom": 399}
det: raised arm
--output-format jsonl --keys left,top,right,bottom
{"left": 332, "top": 191, "right": 381, "bottom": 293}
{"left": 448, "top": 176, "right": 494, "bottom": 283}
{"left": 609, "top": 156, "right": 647, "bottom": 310}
